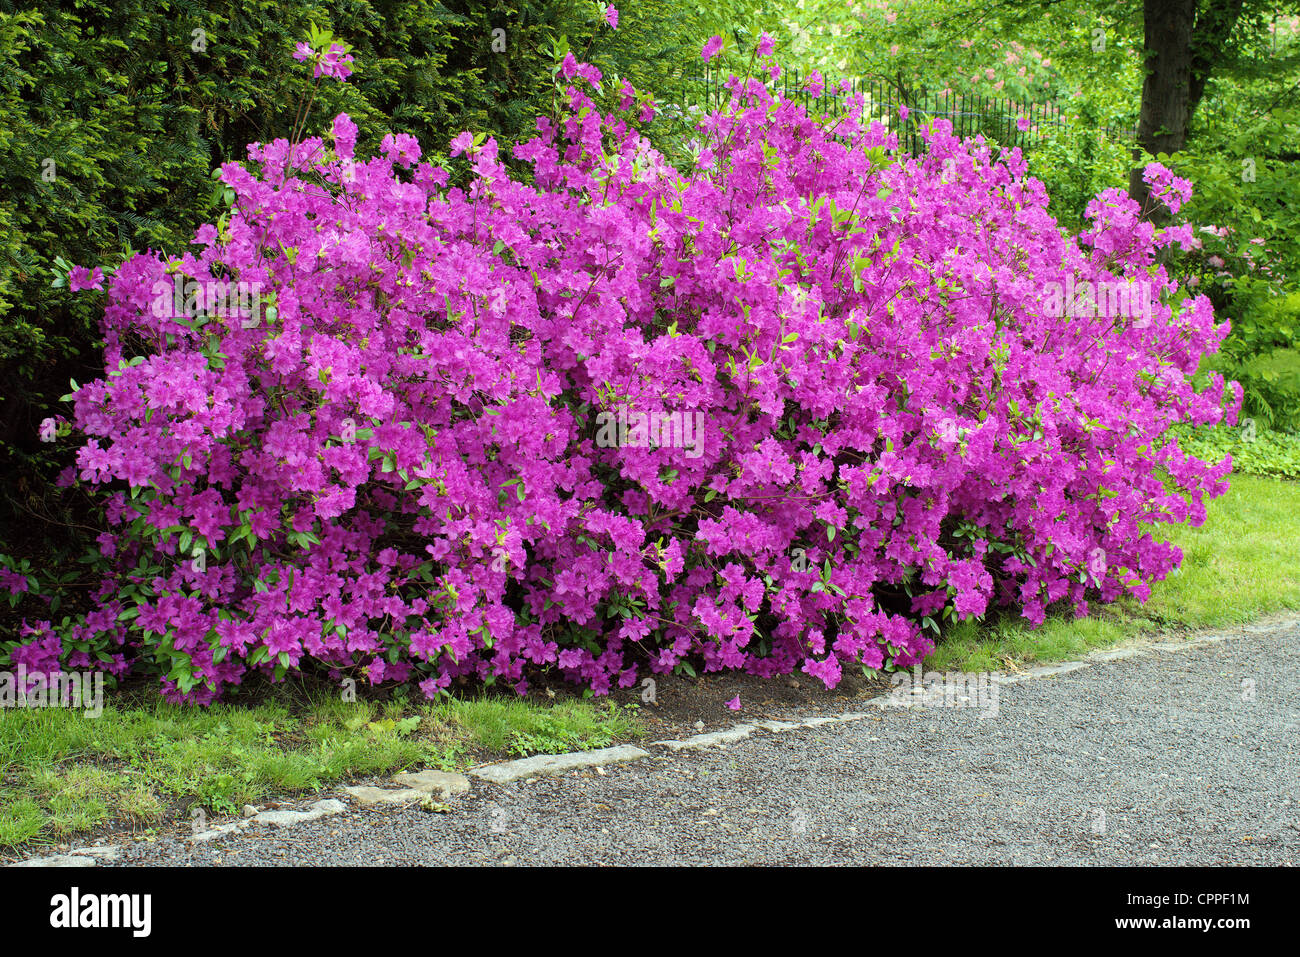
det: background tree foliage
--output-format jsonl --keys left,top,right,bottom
{"left": 772, "top": 0, "right": 1300, "bottom": 429}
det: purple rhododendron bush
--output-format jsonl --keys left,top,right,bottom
{"left": 13, "top": 42, "right": 1240, "bottom": 704}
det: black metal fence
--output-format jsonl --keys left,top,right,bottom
{"left": 682, "top": 66, "right": 1136, "bottom": 154}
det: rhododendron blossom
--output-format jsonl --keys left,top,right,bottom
{"left": 17, "top": 44, "right": 1237, "bottom": 704}
{"left": 69, "top": 266, "right": 104, "bottom": 292}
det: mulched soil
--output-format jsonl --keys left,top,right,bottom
{"left": 600, "top": 666, "right": 895, "bottom": 739}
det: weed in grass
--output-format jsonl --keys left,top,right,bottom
{"left": 0, "top": 797, "right": 45, "bottom": 848}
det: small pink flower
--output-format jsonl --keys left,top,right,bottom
{"left": 1016, "top": 116, "right": 1030, "bottom": 132}
{"left": 331, "top": 113, "right": 358, "bottom": 159}
{"left": 604, "top": 5, "right": 618, "bottom": 29}
{"left": 701, "top": 35, "right": 723, "bottom": 63}
{"left": 69, "top": 266, "right": 103, "bottom": 292}
{"left": 449, "top": 131, "right": 474, "bottom": 156}
{"left": 315, "top": 43, "right": 355, "bottom": 82}
{"left": 0, "top": 568, "right": 28, "bottom": 595}
{"left": 725, "top": 695, "right": 741, "bottom": 711}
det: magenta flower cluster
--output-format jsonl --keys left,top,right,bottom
{"left": 25, "top": 45, "right": 1238, "bottom": 703}
{"left": 293, "top": 41, "right": 354, "bottom": 82}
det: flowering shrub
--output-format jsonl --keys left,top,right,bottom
{"left": 10, "top": 38, "right": 1238, "bottom": 703}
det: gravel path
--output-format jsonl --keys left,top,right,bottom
{"left": 103, "top": 619, "right": 1300, "bottom": 866}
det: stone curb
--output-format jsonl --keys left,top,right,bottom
{"left": 11, "top": 853, "right": 100, "bottom": 868}
{"left": 8, "top": 798, "right": 350, "bottom": 866}
{"left": 469, "top": 745, "right": 651, "bottom": 784}
{"left": 254, "top": 799, "right": 347, "bottom": 827}
{"left": 183, "top": 797, "right": 349, "bottom": 845}
{"left": 652, "top": 724, "right": 758, "bottom": 750}
{"left": 342, "top": 770, "right": 473, "bottom": 807}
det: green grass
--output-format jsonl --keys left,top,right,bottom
{"left": 926, "top": 473, "right": 1300, "bottom": 672}
{"left": 0, "top": 686, "right": 641, "bottom": 851}
{"left": 434, "top": 696, "right": 639, "bottom": 756}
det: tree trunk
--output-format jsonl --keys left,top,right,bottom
{"left": 1127, "top": 0, "right": 1196, "bottom": 220}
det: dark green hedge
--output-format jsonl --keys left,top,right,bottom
{"left": 0, "top": 0, "right": 755, "bottom": 535}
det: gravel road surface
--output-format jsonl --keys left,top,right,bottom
{"left": 98, "top": 619, "right": 1300, "bottom": 866}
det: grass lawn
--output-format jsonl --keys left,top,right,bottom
{"left": 0, "top": 687, "right": 640, "bottom": 851}
{"left": 926, "top": 473, "right": 1300, "bottom": 671}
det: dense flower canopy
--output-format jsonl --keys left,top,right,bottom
{"left": 12, "top": 42, "right": 1238, "bottom": 703}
